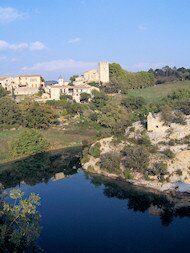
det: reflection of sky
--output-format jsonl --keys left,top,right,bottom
{"left": 176, "top": 181, "right": 190, "bottom": 193}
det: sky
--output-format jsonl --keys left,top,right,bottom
{"left": 0, "top": 0, "right": 190, "bottom": 80}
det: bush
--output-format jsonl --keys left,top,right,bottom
{"left": 176, "top": 169, "right": 183, "bottom": 176}
{"left": 80, "top": 92, "right": 91, "bottom": 103}
{"left": 21, "top": 101, "right": 56, "bottom": 129}
{"left": 123, "top": 145, "right": 149, "bottom": 173}
{"left": 0, "top": 189, "right": 41, "bottom": 252}
{"left": 137, "top": 134, "right": 152, "bottom": 147}
{"left": 100, "top": 152, "right": 121, "bottom": 173}
{"left": 0, "top": 97, "right": 21, "bottom": 126}
{"left": 10, "top": 129, "right": 49, "bottom": 157}
{"left": 149, "top": 162, "right": 168, "bottom": 181}
{"left": 162, "top": 148, "right": 175, "bottom": 159}
{"left": 0, "top": 84, "right": 7, "bottom": 98}
{"left": 81, "top": 155, "right": 90, "bottom": 164}
{"left": 124, "top": 170, "right": 134, "bottom": 180}
{"left": 89, "top": 142, "right": 101, "bottom": 158}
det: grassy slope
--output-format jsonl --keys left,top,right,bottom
{"left": 0, "top": 126, "right": 97, "bottom": 164}
{"left": 128, "top": 80, "right": 190, "bottom": 103}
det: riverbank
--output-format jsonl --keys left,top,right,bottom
{"left": 0, "top": 125, "right": 97, "bottom": 164}
{"left": 81, "top": 112, "right": 190, "bottom": 195}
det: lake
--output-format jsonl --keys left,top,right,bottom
{"left": 1, "top": 149, "right": 190, "bottom": 253}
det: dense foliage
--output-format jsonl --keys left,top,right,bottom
{"left": 0, "top": 188, "right": 41, "bottom": 252}
{"left": 20, "top": 100, "right": 56, "bottom": 129}
{"left": 123, "top": 145, "right": 150, "bottom": 173}
{"left": 0, "top": 97, "right": 57, "bottom": 129}
{"left": 149, "top": 66, "right": 190, "bottom": 84}
{"left": 0, "top": 97, "right": 21, "bottom": 126}
{"left": 0, "top": 85, "right": 7, "bottom": 98}
{"left": 100, "top": 152, "right": 121, "bottom": 173}
{"left": 108, "top": 63, "right": 155, "bottom": 93}
{"left": 10, "top": 129, "right": 49, "bottom": 157}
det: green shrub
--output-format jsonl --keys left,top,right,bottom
{"left": 162, "top": 148, "right": 175, "bottom": 159}
{"left": 176, "top": 169, "right": 183, "bottom": 176}
{"left": 89, "top": 142, "right": 101, "bottom": 158}
{"left": 123, "top": 145, "right": 149, "bottom": 173}
{"left": 137, "top": 134, "right": 152, "bottom": 147}
{"left": 100, "top": 152, "right": 121, "bottom": 173}
{"left": 0, "top": 97, "right": 21, "bottom": 126}
{"left": 81, "top": 154, "right": 90, "bottom": 164}
{"left": 150, "top": 162, "right": 168, "bottom": 181}
{"left": 168, "top": 139, "right": 176, "bottom": 146}
{"left": 0, "top": 84, "right": 8, "bottom": 98}
{"left": 21, "top": 101, "right": 56, "bottom": 129}
{"left": 124, "top": 170, "right": 134, "bottom": 180}
{"left": 10, "top": 129, "right": 49, "bottom": 157}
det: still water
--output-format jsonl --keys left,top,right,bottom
{"left": 1, "top": 149, "right": 190, "bottom": 253}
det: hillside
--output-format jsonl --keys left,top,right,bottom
{"left": 128, "top": 81, "right": 190, "bottom": 103}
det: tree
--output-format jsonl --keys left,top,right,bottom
{"left": 109, "top": 63, "right": 155, "bottom": 93}
{"left": 121, "top": 96, "right": 146, "bottom": 110}
{"left": 0, "top": 84, "right": 7, "bottom": 98}
{"left": 0, "top": 97, "right": 21, "bottom": 126}
{"left": 80, "top": 92, "right": 91, "bottom": 103}
{"left": 70, "top": 75, "right": 79, "bottom": 83}
{"left": 20, "top": 100, "right": 56, "bottom": 129}
{"left": 10, "top": 129, "right": 49, "bottom": 157}
{"left": 91, "top": 90, "right": 109, "bottom": 108}
{"left": 0, "top": 188, "right": 41, "bottom": 252}
{"left": 98, "top": 100, "right": 131, "bottom": 135}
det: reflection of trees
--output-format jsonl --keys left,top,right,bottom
{"left": 88, "top": 174, "right": 190, "bottom": 226}
{"left": 0, "top": 147, "right": 82, "bottom": 189}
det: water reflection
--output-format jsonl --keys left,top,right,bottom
{"left": 0, "top": 148, "right": 190, "bottom": 228}
{"left": 87, "top": 174, "right": 190, "bottom": 226}
{"left": 0, "top": 147, "right": 82, "bottom": 189}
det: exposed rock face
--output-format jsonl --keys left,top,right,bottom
{"left": 167, "top": 151, "right": 190, "bottom": 183}
{"left": 82, "top": 113, "right": 190, "bottom": 193}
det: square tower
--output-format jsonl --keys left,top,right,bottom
{"left": 98, "top": 61, "right": 109, "bottom": 84}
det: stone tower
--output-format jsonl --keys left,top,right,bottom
{"left": 58, "top": 75, "right": 64, "bottom": 86}
{"left": 98, "top": 61, "right": 109, "bottom": 84}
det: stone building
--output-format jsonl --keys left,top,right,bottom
{"left": 47, "top": 84, "right": 99, "bottom": 102}
{"left": 99, "top": 61, "right": 110, "bottom": 84}
{"left": 0, "top": 76, "right": 15, "bottom": 91}
{"left": 73, "top": 61, "right": 110, "bottom": 85}
{"left": 14, "top": 75, "right": 45, "bottom": 96}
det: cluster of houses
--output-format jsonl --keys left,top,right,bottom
{"left": 0, "top": 61, "right": 109, "bottom": 103}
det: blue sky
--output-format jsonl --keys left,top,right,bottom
{"left": 0, "top": 0, "right": 190, "bottom": 80}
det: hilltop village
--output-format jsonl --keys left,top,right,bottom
{"left": 0, "top": 62, "right": 190, "bottom": 194}
{"left": 0, "top": 61, "right": 109, "bottom": 102}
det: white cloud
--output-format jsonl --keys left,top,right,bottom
{"left": 138, "top": 25, "right": 147, "bottom": 31}
{"left": 22, "top": 59, "right": 96, "bottom": 72}
{"left": 0, "top": 40, "right": 47, "bottom": 51}
{"left": 0, "top": 7, "right": 25, "bottom": 24}
{"left": 68, "top": 37, "right": 81, "bottom": 44}
{"left": 30, "top": 41, "right": 47, "bottom": 51}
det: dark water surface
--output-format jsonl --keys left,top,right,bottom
{"left": 1, "top": 150, "right": 190, "bottom": 253}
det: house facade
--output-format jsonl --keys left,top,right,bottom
{"left": 47, "top": 84, "right": 99, "bottom": 102}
